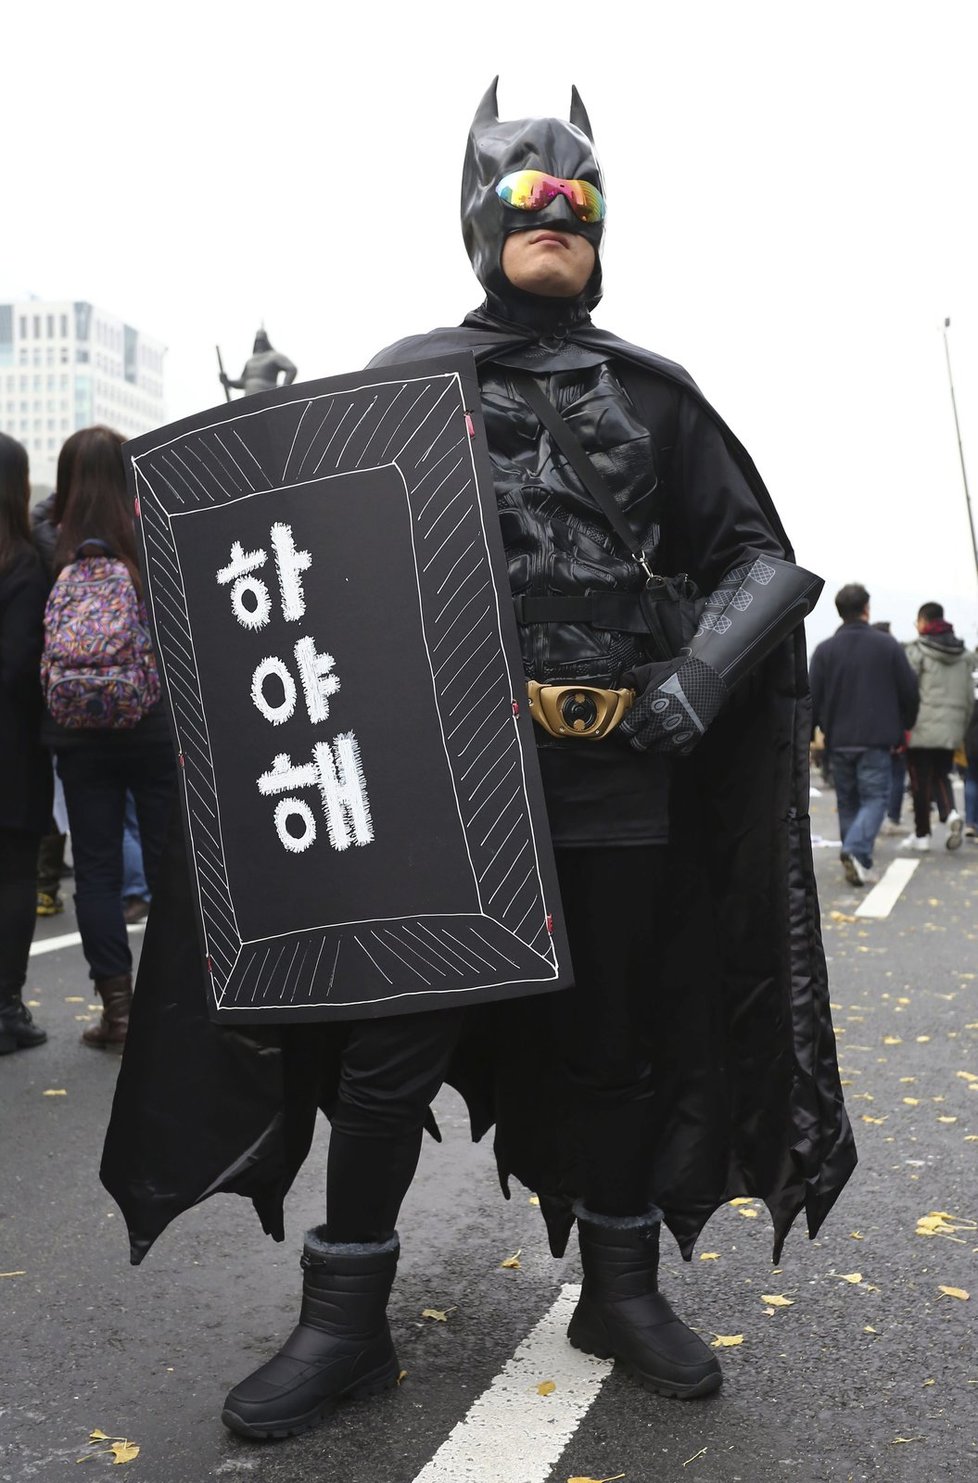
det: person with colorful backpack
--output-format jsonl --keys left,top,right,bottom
{"left": 41, "top": 426, "right": 176, "bottom": 1050}
{"left": 0, "top": 432, "right": 51, "bottom": 1054}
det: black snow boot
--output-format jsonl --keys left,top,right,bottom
{"left": 567, "top": 1205, "right": 722, "bottom": 1399}
{"left": 221, "top": 1229, "right": 401, "bottom": 1441}
{"left": 0, "top": 992, "right": 48, "bottom": 1055}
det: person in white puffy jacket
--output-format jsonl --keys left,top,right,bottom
{"left": 901, "top": 601, "right": 977, "bottom": 850}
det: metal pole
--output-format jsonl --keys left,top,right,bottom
{"left": 216, "top": 345, "right": 231, "bottom": 403}
{"left": 942, "top": 317, "right": 978, "bottom": 589}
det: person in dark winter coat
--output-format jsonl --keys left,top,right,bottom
{"left": 964, "top": 695, "right": 978, "bottom": 838}
{"left": 809, "top": 584, "right": 919, "bottom": 885}
{"left": 900, "top": 602, "right": 976, "bottom": 852}
{"left": 0, "top": 433, "right": 51, "bottom": 1053}
{"left": 101, "top": 82, "right": 855, "bottom": 1444}
{"left": 30, "top": 485, "right": 68, "bottom": 915}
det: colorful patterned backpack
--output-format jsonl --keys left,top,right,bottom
{"left": 42, "top": 552, "right": 161, "bottom": 729}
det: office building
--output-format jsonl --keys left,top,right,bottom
{"left": 0, "top": 298, "right": 166, "bottom": 488}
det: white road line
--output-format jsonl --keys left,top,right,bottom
{"left": 29, "top": 923, "right": 146, "bottom": 958}
{"left": 855, "top": 858, "right": 921, "bottom": 919}
{"left": 411, "top": 1283, "right": 613, "bottom": 1483}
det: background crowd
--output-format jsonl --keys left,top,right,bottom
{"left": 810, "top": 582, "right": 978, "bottom": 889}
{"left": 0, "top": 425, "right": 175, "bottom": 1057}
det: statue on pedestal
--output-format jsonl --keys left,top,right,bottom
{"left": 218, "top": 330, "right": 297, "bottom": 399}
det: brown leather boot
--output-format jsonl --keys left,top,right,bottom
{"left": 82, "top": 975, "right": 132, "bottom": 1050}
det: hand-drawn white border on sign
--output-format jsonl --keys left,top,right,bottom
{"left": 131, "top": 370, "right": 560, "bottom": 1018}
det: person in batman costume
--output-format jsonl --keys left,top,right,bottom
{"left": 100, "top": 81, "right": 855, "bottom": 1442}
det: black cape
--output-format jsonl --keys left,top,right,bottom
{"left": 101, "top": 314, "right": 856, "bottom": 1265}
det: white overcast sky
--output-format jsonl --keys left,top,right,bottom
{"left": 7, "top": 0, "right": 978, "bottom": 649}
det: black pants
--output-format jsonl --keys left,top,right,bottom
{"left": 0, "top": 828, "right": 43, "bottom": 1000}
{"left": 323, "top": 846, "right": 665, "bottom": 1240}
{"left": 550, "top": 845, "right": 665, "bottom": 1215}
{"left": 56, "top": 744, "right": 176, "bottom": 980}
{"left": 906, "top": 747, "right": 955, "bottom": 836}
{"left": 324, "top": 1007, "right": 465, "bottom": 1243}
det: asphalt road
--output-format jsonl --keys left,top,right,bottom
{"left": 2, "top": 783, "right": 977, "bottom": 1483}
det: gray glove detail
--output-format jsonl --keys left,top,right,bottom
{"left": 619, "top": 656, "right": 727, "bottom": 754}
{"left": 620, "top": 552, "right": 823, "bottom": 755}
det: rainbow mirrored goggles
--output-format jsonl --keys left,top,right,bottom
{"left": 495, "top": 170, "right": 606, "bottom": 224}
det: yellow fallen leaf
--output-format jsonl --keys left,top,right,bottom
{"left": 849, "top": 1232, "right": 864, "bottom": 1240}
{"left": 711, "top": 1333, "right": 745, "bottom": 1347}
{"left": 89, "top": 1431, "right": 109, "bottom": 1442}
{"left": 891, "top": 1436, "right": 924, "bottom": 1444}
{"left": 699, "top": 1252, "right": 720, "bottom": 1261}
{"left": 864, "top": 1325, "right": 877, "bottom": 1333}
{"left": 916, "top": 1213, "right": 959, "bottom": 1238}
{"left": 882, "top": 1036, "right": 902, "bottom": 1045}
{"left": 529, "top": 1195, "right": 540, "bottom": 1206}
{"left": 956, "top": 1071, "right": 978, "bottom": 1083}
{"left": 537, "top": 1380, "right": 556, "bottom": 1395}
{"left": 903, "top": 1098, "right": 920, "bottom": 1106}
{"left": 837, "top": 1273, "right": 863, "bottom": 1284}
{"left": 728, "top": 1198, "right": 755, "bottom": 1206}
{"left": 965, "top": 1136, "right": 978, "bottom": 1142}
{"left": 829, "top": 911, "right": 857, "bottom": 923}
{"left": 739, "top": 1207, "right": 758, "bottom": 1219}
{"left": 760, "top": 1293, "right": 794, "bottom": 1307}
{"left": 109, "top": 1441, "right": 139, "bottom": 1464}
{"left": 916, "top": 1036, "right": 931, "bottom": 1043}
{"left": 937, "top": 1285, "right": 969, "bottom": 1300}
{"left": 396, "top": 1369, "right": 408, "bottom": 1385}
{"left": 861, "top": 1115, "right": 888, "bottom": 1124}
{"left": 922, "top": 1379, "right": 935, "bottom": 1387}
{"left": 421, "top": 1308, "right": 453, "bottom": 1322}
{"left": 500, "top": 1250, "right": 521, "bottom": 1270}
{"left": 43, "top": 1089, "right": 67, "bottom": 1097}
{"left": 0, "top": 1271, "right": 26, "bottom": 1278}
{"left": 566, "top": 1475, "right": 625, "bottom": 1483}
{"left": 64, "top": 996, "right": 85, "bottom": 1003}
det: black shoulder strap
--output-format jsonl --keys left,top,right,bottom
{"left": 509, "top": 372, "right": 652, "bottom": 576}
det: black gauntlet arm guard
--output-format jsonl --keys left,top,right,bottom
{"left": 620, "top": 552, "right": 823, "bottom": 754}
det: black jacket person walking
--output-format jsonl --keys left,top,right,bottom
{"left": 810, "top": 584, "right": 919, "bottom": 884}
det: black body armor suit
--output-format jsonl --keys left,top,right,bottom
{"left": 481, "top": 359, "right": 661, "bottom": 691}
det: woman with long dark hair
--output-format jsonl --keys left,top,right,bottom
{"left": 43, "top": 426, "right": 176, "bottom": 1049}
{"left": 0, "top": 433, "right": 50, "bottom": 1053}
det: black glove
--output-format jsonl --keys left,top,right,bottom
{"left": 619, "top": 656, "right": 728, "bottom": 755}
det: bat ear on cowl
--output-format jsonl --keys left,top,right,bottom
{"left": 569, "top": 86, "right": 594, "bottom": 141}
{"left": 472, "top": 76, "right": 499, "bottom": 130}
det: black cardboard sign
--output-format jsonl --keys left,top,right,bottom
{"left": 124, "top": 355, "right": 571, "bottom": 1021}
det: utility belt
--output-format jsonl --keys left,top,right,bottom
{"left": 527, "top": 680, "right": 635, "bottom": 740}
{"left": 512, "top": 586, "right": 693, "bottom": 635}
{"left": 515, "top": 583, "right": 699, "bottom": 741}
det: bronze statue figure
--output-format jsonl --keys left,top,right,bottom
{"left": 218, "top": 330, "right": 297, "bottom": 399}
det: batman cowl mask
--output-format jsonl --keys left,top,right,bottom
{"left": 461, "top": 78, "right": 605, "bottom": 324}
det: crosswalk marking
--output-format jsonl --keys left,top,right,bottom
{"left": 29, "top": 922, "right": 146, "bottom": 958}
{"left": 411, "top": 1283, "right": 613, "bottom": 1483}
{"left": 855, "top": 858, "right": 920, "bottom": 919}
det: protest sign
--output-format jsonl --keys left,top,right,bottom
{"left": 125, "top": 355, "right": 570, "bottom": 1021}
